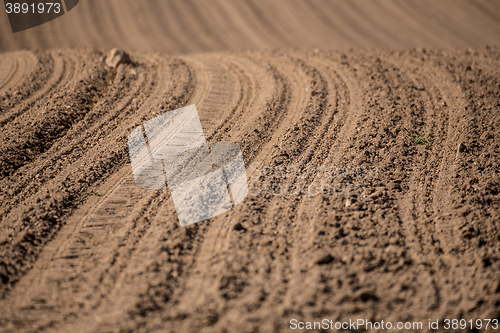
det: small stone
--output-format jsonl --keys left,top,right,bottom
{"left": 105, "top": 48, "right": 131, "bottom": 68}
{"left": 458, "top": 143, "right": 467, "bottom": 153}
{"left": 233, "top": 223, "right": 246, "bottom": 231}
{"left": 315, "top": 253, "right": 335, "bottom": 265}
{"left": 345, "top": 198, "right": 351, "bottom": 207}
{"left": 358, "top": 291, "right": 380, "bottom": 302}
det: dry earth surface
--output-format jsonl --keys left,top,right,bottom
{"left": 1, "top": 1, "right": 500, "bottom": 332}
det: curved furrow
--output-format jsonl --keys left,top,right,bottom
{"left": 219, "top": 54, "right": 353, "bottom": 331}
{"left": 363, "top": 54, "right": 442, "bottom": 316}
{"left": 0, "top": 50, "right": 101, "bottom": 181}
{"left": 430, "top": 51, "right": 500, "bottom": 317}
{"left": 0, "top": 53, "right": 171, "bottom": 328}
{"left": 0, "top": 49, "right": 86, "bottom": 130}
{"left": 0, "top": 50, "right": 96, "bottom": 224}
{"left": 386, "top": 51, "right": 487, "bottom": 320}
{"left": 0, "top": 59, "right": 142, "bottom": 288}
{"left": 49, "top": 53, "right": 247, "bottom": 331}
{"left": 0, "top": 55, "right": 17, "bottom": 92}
{"left": 0, "top": 50, "right": 104, "bottom": 197}
{"left": 149, "top": 52, "right": 353, "bottom": 332}
{"left": 0, "top": 59, "right": 151, "bottom": 330}
{"left": 127, "top": 52, "right": 296, "bottom": 331}
{"left": 0, "top": 52, "right": 61, "bottom": 128}
{"left": 238, "top": 54, "right": 347, "bottom": 239}
{"left": 182, "top": 54, "right": 254, "bottom": 140}
{"left": 277, "top": 54, "right": 371, "bottom": 321}
{"left": 0, "top": 52, "right": 36, "bottom": 95}
{"left": 0, "top": 54, "right": 200, "bottom": 331}
{"left": 21, "top": 53, "right": 253, "bottom": 333}
{"left": 379, "top": 53, "right": 452, "bottom": 257}
{"left": 221, "top": 53, "right": 368, "bottom": 328}
{"left": 382, "top": 51, "right": 462, "bottom": 249}
{"left": 377, "top": 49, "right": 500, "bottom": 320}
{"left": 207, "top": 56, "right": 255, "bottom": 140}
{"left": 97, "top": 52, "right": 298, "bottom": 333}
{"left": 0, "top": 54, "right": 112, "bottom": 222}
{"left": 384, "top": 49, "right": 494, "bottom": 269}
{"left": 262, "top": 52, "right": 443, "bottom": 325}
{"left": 326, "top": 52, "right": 458, "bottom": 322}
{"left": 233, "top": 53, "right": 298, "bottom": 163}
{"left": 82, "top": 54, "right": 257, "bottom": 332}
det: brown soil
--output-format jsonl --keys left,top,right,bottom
{"left": 1, "top": 1, "right": 500, "bottom": 332}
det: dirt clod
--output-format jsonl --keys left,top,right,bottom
{"left": 105, "top": 48, "right": 131, "bottom": 68}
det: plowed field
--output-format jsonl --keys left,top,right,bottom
{"left": 1, "top": 1, "right": 500, "bottom": 332}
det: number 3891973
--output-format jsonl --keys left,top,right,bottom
{"left": 5, "top": 3, "right": 61, "bottom": 14}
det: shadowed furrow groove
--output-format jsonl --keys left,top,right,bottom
{"left": 0, "top": 52, "right": 154, "bottom": 300}
{"left": 0, "top": 53, "right": 57, "bottom": 128}
{"left": 0, "top": 51, "right": 113, "bottom": 180}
